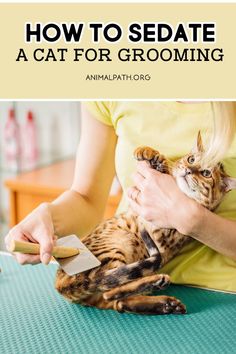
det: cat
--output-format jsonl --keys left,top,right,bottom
{"left": 55, "top": 132, "right": 236, "bottom": 315}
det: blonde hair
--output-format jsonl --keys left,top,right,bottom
{"left": 202, "top": 102, "right": 236, "bottom": 167}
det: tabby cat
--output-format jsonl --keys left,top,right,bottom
{"left": 55, "top": 132, "right": 236, "bottom": 315}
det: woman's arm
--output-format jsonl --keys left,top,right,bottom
{"left": 50, "top": 105, "right": 117, "bottom": 237}
{"left": 186, "top": 206, "right": 236, "bottom": 261}
{"left": 5, "top": 105, "right": 117, "bottom": 264}
{"left": 128, "top": 161, "right": 236, "bottom": 260}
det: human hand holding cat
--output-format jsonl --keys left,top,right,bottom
{"left": 127, "top": 161, "right": 199, "bottom": 233}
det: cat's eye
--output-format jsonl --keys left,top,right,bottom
{"left": 187, "top": 155, "right": 195, "bottom": 164}
{"left": 201, "top": 169, "right": 212, "bottom": 178}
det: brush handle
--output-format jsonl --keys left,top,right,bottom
{"left": 9, "top": 240, "right": 80, "bottom": 259}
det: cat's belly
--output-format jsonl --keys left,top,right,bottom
{"left": 82, "top": 218, "right": 149, "bottom": 266}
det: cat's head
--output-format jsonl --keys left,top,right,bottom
{"left": 173, "top": 131, "right": 236, "bottom": 210}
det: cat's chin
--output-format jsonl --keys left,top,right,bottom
{"left": 176, "top": 176, "right": 196, "bottom": 200}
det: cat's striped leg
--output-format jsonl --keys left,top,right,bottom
{"left": 101, "top": 230, "right": 170, "bottom": 301}
{"left": 96, "top": 253, "right": 161, "bottom": 291}
{"left": 114, "top": 295, "right": 186, "bottom": 315}
{"left": 103, "top": 273, "right": 170, "bottom": 301}
{"left": 96, "top": 229, "right": 162, "bottom": 291}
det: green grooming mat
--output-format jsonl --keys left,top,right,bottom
{"left": 1, "top": 254, "right": 236, "bottom": 354}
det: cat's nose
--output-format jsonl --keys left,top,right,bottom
{"left": 185, "top": 168, "right": 192, "bottom": 175}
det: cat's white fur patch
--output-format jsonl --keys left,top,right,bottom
{"left": 176, "top": 176, "right": 196, "bottom": 200}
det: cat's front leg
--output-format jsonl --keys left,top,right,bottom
{"left": 134, "top": 146, "right": 170, "bottom": 174}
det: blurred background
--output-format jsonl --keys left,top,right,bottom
{"left": 0, "top": 101, "right": 121, "bottom": 251}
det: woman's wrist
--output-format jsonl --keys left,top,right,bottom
{"left": 47, "top": 190, "right": 77, "bottom": 237}
{"left": 48, "top": 189, "right": 103, "bottom": 238}
{"left": 173, "top": 198, "right": 205, "bottom": 236}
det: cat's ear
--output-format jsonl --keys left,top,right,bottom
{"left": 223, "top": 177, "right": 236, "bottom": 192}
{"left": 192, "top": 131, "right": 204, "bottom": 153}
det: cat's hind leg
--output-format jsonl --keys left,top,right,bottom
{"left": 97, "top": 229, "right": 162, "bottom": 291}
{"left": 96, "top": 253, "right": 161, "bottom": 291}
{"left": 103, "top": 273, "right": 170, "bottom": 301}
{"left": 114, "top": 295, "right": 186, "bottom": 315}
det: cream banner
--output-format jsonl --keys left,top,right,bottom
{"left": 0, "top": 3, "right": 235, "bottom": 98}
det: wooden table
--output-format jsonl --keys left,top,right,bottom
{"left": 5, "top": 159, "right": 121, "bottom": 227}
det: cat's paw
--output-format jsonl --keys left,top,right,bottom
{"left": 152, "top": 274, "right": 170, "bottom": 290}
{"left": 134, "top": 146, "right": 160, "bottom": 162}
{"left": 134, "top": 147, "right": 169, "bottom": 173}
{"left": 161, "top": 296, "right": 187, "bottom": 315}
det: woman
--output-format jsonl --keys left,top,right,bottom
{"left": 5, "top": 101, "right": 236, "bottom": 292}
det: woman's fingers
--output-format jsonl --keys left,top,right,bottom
{"left": 132, "top": 172, "right": 145, "bottom": 191}
{"left": 5, "top": 231, "right": 42, "bottom": 265}
{"left": 4, "top": 232, "right": 12, "bottom": 251}
{"left": 11, "top": 236, "right": 57, "bottom": 265}
{"left": 127, "top": 186, "right": 141, "bottom": 204}
{"left": 136, "top": 161, "right": 150, "bottom": 177}
{"left": 136, "top": 160, "right": 162, "bottom": 179}
{"left": 5, "top": 229, "right": 27, "bottom": 250}
{"left": 37, "top": 230, "right": 54, "bottom": 265}
{"left": 4, "top": 203, "right": 56, "bottom": 266}
{"left": 5, "top": 225, "right": 55, "bottom": 266}
{"left": 127, "top": 197, "right": 142, "bottom": 215}
{"left": 136, "top": 160, "right": 153, "bottom": 177}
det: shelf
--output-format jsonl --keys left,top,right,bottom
{"left": 0, "top": 153, "right": 73, "bottom": 175}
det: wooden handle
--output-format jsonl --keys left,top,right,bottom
{"left": 9, "top": 240, "right": 80, "bottom": 259}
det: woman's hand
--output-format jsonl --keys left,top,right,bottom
{"left": 127, "top": 161, "right": 200, "bottom": 234}
{"left": 128, "top": 161, "right": 236, "bottom": 259}
{"left": 5, "top": 203, "right": 56, "bottom": 265}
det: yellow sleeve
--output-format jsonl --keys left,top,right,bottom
{"left": 83, "top": 101, "right": 113, "bottom": 126}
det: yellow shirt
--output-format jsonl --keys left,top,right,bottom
{"left": 85, "top": 101, "right": 236, "bottom": 292}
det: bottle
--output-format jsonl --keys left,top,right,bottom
{"left": 4, "top": 108, "right": 21, "bottom": 172}
{"left": 22, "top": 111, "right": 38, "bottom": 170}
